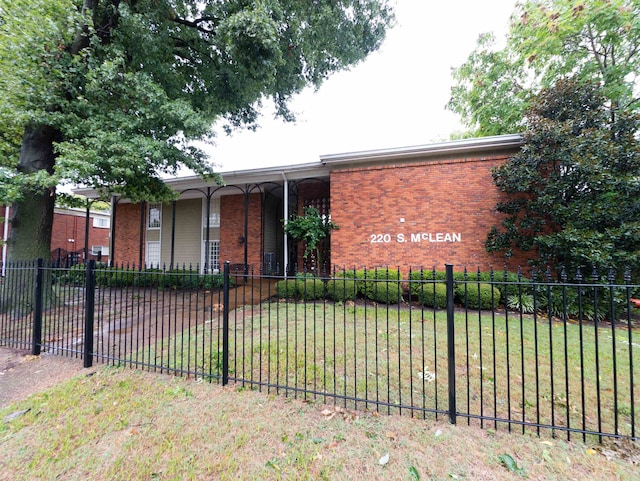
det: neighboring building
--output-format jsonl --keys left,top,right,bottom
{"left": 74, "top": 134, "right": 531, "bottom": 275}
{"left": 1, "top": 206, "right": 111, "bottom": 267}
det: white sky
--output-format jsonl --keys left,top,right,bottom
{"left": 209, "top": 0, "right": 518, "bottom": 173}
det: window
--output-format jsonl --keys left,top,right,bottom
{"left": 147, "top": 203, "right": 161, "bottom": 230}
{"left": 203, "top": 240, "right": 220, "bottom": 272}
{"left": 146, "top": 241, "right": 161, "bottom": 267}
{"left": 203, "top": 197, "right": 220, "bottom": 227}
{"left": 93, "top": 217, "right": 110, "bottom": 229}
{"left": 91, "top": 245, "right": 110, "bottom": 256}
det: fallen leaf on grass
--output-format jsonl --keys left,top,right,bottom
{"left": 320, "top": 405, "right": 358, "bottom": 421}
{"left": 408, "top": 465, "right": 420, "bottom": 480}
{"left": 498, "top": 454, "right": 527, "bottom": 477}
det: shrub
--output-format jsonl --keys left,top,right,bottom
{"left": 337, "top": 268, "right": 402, "bottom": 299}
{"left": 326, "top": 279, "right": 357, "bottom": 301}
{"left": 92, "top": 267, "right": 229, "bottom": 289}
{"left": 336, "top": 269, "right": 367, "bottom": 296}
{"left": 415, "top": 283, "right": 448, "bottom": 309}
{"left": 276, "top": 278, "right": 299, "bottom": 298}
{"left": 456, "top": 283, "right": 501, "bottom": 310}
{"left": 409, "top": 269, "right": 529, "bottom": 305}
{"left": 55, "top": 264, "right": 86, "bottom": 285}
{"left": 368, "top": 281, "right": 403, "bottom": 304}
{"left": 298, "top": 278, "right": 325, "bottom": 300}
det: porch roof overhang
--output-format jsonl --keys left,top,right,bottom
{"left": 73, "top": 162, "right": 330, "bottom": 202}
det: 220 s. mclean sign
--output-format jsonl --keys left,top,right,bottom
{"left": 370, "top": 232, "right": 462, "bottom": 244}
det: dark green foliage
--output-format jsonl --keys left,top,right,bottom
{"left": 1, "top": 0, "right": 393, "bottom": 261}
{"left": 298, "top": 278, "right": 325, "bottom": 300}
{"left": 54, "top": 264, "right": 86, "bottom": 285}
{"left": 275, "top": 276, "right": 325, "bottom": 300}
{"left": 368, "top": 281, "right": 402, "bottom": 304}
{"left": 414, "top": 283, "right": 448, "bottom": 309}
{"left": 487, "top": 78, "right": 640, "bottom": 276}
{"left": 408, "top": 269, "right": 528, "bottom": 303}
{"left": 455, "top": 283, "right": 501, "bottom": 310}
{"left": 283, "top": 207, "right": 339, "bottom": 268}
{"left": 56, "top": 266, "right": 227, "bottom": 289}
{"left": 339, "top": 268, "right": 401, "bottom": 300}
{"left": 275, "top": 279, "right": 299, "bottom": 298}
{"left": 326, "top": 279, "right": 357, "bottom": 302}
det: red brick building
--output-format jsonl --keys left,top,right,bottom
{"left": 1, "top": 206, "right": 111, "bottom": 266}
{"left": 75, "top": 134, "right": 532, "bottom": 274}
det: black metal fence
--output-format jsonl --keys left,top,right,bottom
{"left": 1, "top": 260, "right": 638, "bottom": 443}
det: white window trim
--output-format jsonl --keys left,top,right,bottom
{"left": 91, "top": 245, "right": 110, "bottom": 256}
{"left": 93, "top": 217, "right": 110, "bottom": 229}
{"left": 202, "top": 197, "right": 220, "bottom": 228}
{"left": 201, "top": 240, "right": 220, "bottom": 274}
{"left": 147, "top": 203, "right": 162, "bottom": 230}
{"left": 146, "top": 241, "right": 161, "bottom": 268}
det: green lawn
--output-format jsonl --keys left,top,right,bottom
{"left": 141, "top": 300, "right": 639, "bottom": 441}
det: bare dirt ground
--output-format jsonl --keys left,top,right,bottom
{"left": 0, "top": 347, "right": 95, "bottom": 408}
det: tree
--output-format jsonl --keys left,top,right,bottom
{"left": 448, "top": 0, "right": 640, "bottom": 137}
{"left": 486, "top": 77, "right": 640, "bottom": 275}
{"left": 0, "top": 0, "right": 393, "bottom": 262}
{"left": 283, "top": 206, "right": 338, "bottom": 272}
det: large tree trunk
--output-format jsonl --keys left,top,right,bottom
{"left": 2, "top": 126, "right": 59, "bottom": 315}
{"left": 7, "top": 125, "right": 58, "bottom": 262}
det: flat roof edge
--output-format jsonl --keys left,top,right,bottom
{"left": 319, "top": 134, "right": 523, "bottom": 165}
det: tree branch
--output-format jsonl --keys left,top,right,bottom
{"left": 171, "top": 15, "right": 218, "bottom": 35}
{"left": 68, "top": 0, "right": 99, "bottom": 55}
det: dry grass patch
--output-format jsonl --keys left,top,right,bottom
{"left": 0, "top": 367, "right": 638, "bottom": 480}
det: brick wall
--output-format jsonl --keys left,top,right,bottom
{"left": 113, "top": 203, "right": 144, "bottom": 266}
{"left": 50, "top": 212, "right": 110, "bottom": 256}
{"left": 329, "top": 154, "right": 531, "bottom": 273}
{"left": 220, "top": 193, "right": 262, "bottom": 269}
{"left": 2, "top": 206, "right": 110, "bottom": 261}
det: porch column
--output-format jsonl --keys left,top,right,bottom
{"left": 84, "top": 201, "right": 91, "bottom": 261}
{"left": 282, "top": 173, "right": 289, "bottom": 277}
{"left": 170, "top": 200, "right": 176, "bottom": 269}
{"left": 205, "top": 188, "right": 211, "bottom": 273}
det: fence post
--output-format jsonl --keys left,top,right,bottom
{"left": 83, "top": 260, "right": 96, "bottom": 368}
{"left": 446, "top": 264, "right": 457, "bottom": 424}
{"left": 222, "top": 260, "right": 230, "bottom": 386}
{"left": 32, "top": 258, "right": 44, "bottom": 356}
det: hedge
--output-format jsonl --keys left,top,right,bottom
{"left": 55, "top": 266, "right": 227, "bottom": 289}
{"left": 414, "top": 283, "right": 448, "bottom": 309}
{"left": 368, "top": 281, "right": 403, "bottom": 304}
{"left": 326, "top": 279, "right": 357, "bottom": 302}
{"left": 455, "top": 283, "right": 501, "bottom": 310}
{"left": 337, "top": 268, "right": 401, "bottom": 300}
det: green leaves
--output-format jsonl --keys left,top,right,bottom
{"left": 487, "top": 77, "right": 640, "bottom": 276}
{"left": 0, "top": 0, "right": 393, "bottom": 260}
{"left": 448, "top": 0, "right": 640, "bottom": 137}
{"left": 498, "top": 454, "right": 527, "bottom": 477}
{"left": 283, "top": 206, "right": 339, "bottom": 265}
{"left": 0, "top": 0, "right": 394, "bottom": 204}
